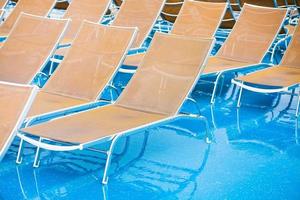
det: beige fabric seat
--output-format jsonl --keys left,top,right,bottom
{"left": 0, "top": 13, "right": 70, "bottom": 84}
{"left": 203, "top": 56, "right": 251, "bottom": 74}
{"left": 0, "top": 82, "right": 37, "bottom": 161}
{"left": 19, "top": 33, "right": 214, "bottom": 184}
{"left": 59, "top": 0, "right": 110, "bottom": 45}
{"left": 25, "top": 105, "right": 166, "bottom": 144}
{"left": 201, "top": 4, "right": 287, "bottom": 103}
{"left": 26, "top": 21, "right": 137, "bottom": 118}
{"left": 0, "top": 0, "right": 7, "bottom": 9}
{"left": 112, "top": 0, "right": 166, "bottom": 49}
{"left": 238, "top": 66, "right": 300, "bottom": 87}
{"left": 0, "top": 0, "right": 55, "bottom": 37}
{"left": 233, "top": 24, "right": 300, "bottom": 115}
{"left": 123, "top": 0, "right": 227, "bottom": 67}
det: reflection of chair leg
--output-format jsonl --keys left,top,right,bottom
{"left": 210, "top": 105, "right": 217, "bottom": 130}
{"left": 33, "top": 170, "right": 41, "bottom": 198}
{"left": 102, "top": 185, "right": 108, "bottom": 200}
{"left": 16, "top": 166, "right": 28, "bottom": 199}
{"left": 174, "top": 144, "right": 211, "bottom": 199}
{"left": 296, "top": 118, "right": 299, "bottom": 145}
{"left": 236, "top": 108, "right": 242, "bottom": 134}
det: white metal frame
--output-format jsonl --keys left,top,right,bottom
{"left": 204, "top": 4, "right": 288, "bottom": 104}
{"left": 25, "top": 21, "right": 138, "bottom": 126}
{"left": 0, "top": 81, "right": 38, "bottom": 161}
{"left": 232, "top": 77, "right": 300, "bottom": 116}
{"left": 16, "top": 36, "right": 215, "bottom": 185}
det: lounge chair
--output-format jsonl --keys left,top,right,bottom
{"left": 232, "top": 24, "right": 300, "bottom": 116}
{"left": 0, "top": 0, "right": 55, "bottom": 37}
{"left": 201, "top": 4, "right": 287, "bottom": 103}
{"left": 17, "top": 33, "right": 214, "bottom": 184}
{"left": 59, "top": 0, "right": 111, "bottom": 45}
{"left": 26, "top": 21, "right": 137, "bottom": 122}
{"left": 0, "top": 81, "right": 37, "bottom": 162}
{"left": 160, "top": 0, "right": 238, "bottom": 29}
{"left": 123, "top": 0, "right": 227, "bottom": 67}
{"left": 0, "top": 13, "right": 70, "bottom": 84}
{"left": 112, "top": 0, "right": 166, "bottom": 49}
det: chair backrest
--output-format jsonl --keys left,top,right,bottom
{"left": 62, "top": 0, "right": 110, "bottom": 42}
{"left": 217, "top": 4, "right": 287, "bottom": 63}
{"left": 0, "top": 13, "right": 69, "bottom": 84}
{"left": 194, "top": 0, "right": 236, "bottom": 29}
{"left": 239, "top": 0, "right": 276, "bottom": 7}
{"left": 171, "top": 1, "right": 227, "bottom": 37}
{"left": 112, "top": 0, "right": 165, "bottom": 48}
{"left": 0, "top": 82, "right": 37, "bottom": 162}
{"left": 0, "top": 0, "right": 55, "bottom": 36}
{"left": 280, "top": 24, "right": 300, "bottom": 68}
{"left": 43, "top": 21, "right": 137, "bottom": 101}
{"left": 116, "top": 33, "right": 214, "bottom": 116}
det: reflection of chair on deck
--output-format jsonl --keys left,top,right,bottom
{"left": 200, "top": 4, "right": 287, "bottom": 104}
{"left": 232, "top": 24, "right": 300, "bottom": 116}
{"left": 0, "top": 13, "right": 70, "bottom": 85}
{"left": 116, "top": 127, "right": 211, "bottom": 199}
{"left": 123, "top": 0, "right": 227, "bottom": 68}
{"left": 17, "top": 33, "right": 214, "bottom": 184}
{"left": 232, "top": 107, "right": 299, "bottom": 154}
{"left": 0, "top": 0, "right": 55, "bottom": 38}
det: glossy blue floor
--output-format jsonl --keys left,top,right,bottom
{"left": 1, "top": 75, "right": 299, "bottom": 200}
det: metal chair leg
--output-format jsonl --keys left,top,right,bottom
{"left": 102, "top": 135, "right": 122, "bottom": 184}
{"left": 237, "top": 84, "right": 243, "bottom": 108}
{"left": 296, "top": 87, "right": 300, "bottom": 117}
{"left": 16, "top": 138, "right": 25, "bottom": 164}
{"left": 211, "top": 72, "right": 223, "bottom": 104}
{"left": 33, "top": 138, "right": 42, "bottom": 168}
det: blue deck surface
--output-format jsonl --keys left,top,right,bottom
{"left": 0, "top": 76, "right": 299, "bottom": 200}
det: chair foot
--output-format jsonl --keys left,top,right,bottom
{"left": 16, "top": 139, "right": 24, "bottom": 164}
{"left": 237, "top": 84, "right": 243, "bottom": 108}
{"left": 102, "top": 135, "right": 121, "bottom": 184}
